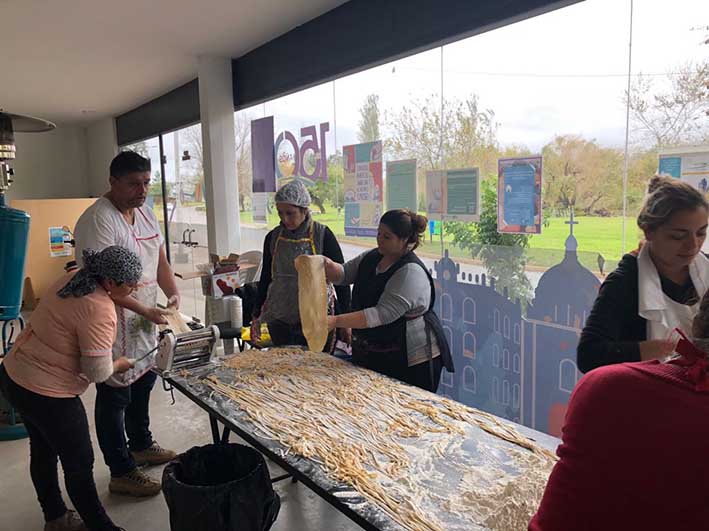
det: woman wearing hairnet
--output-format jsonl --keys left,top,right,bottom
{"left": 252, "top": 180, "right": 350, "bottom": 348}
{"left": 0, "top": 246, "right": 143, "bottom": 531}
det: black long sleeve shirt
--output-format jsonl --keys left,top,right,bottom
{"left": 253, "top": 225, "right": 351, "bottom": 319}
{"left": 577, "top": 253, "right": 699, "bottom": 373}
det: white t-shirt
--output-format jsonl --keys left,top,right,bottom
{"left": 73, "top": 196, "right": 165, "bottom": 386}
{"left": 73, "top": 197, "right": 164, "bottom": 263}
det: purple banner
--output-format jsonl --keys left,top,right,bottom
{"left": 251, "top": 116, "right": 275, "bottom": 193}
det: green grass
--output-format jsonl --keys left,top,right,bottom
{"left": 528, "top": 216, "right": 641, "bottom": 269}
{"left": 158, "top": 199, "right": 642, "bottom": 272}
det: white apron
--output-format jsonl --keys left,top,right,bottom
{"left": 107, "top": 208, "right": 162, "bottom": 387}
{"left": 637, "top": 244, "right": 709, "bottom": 340}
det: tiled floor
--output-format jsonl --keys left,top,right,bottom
{"left": 0, "top": 378, "right": 360, "bottom": 531}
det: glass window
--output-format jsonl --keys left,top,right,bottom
{"left": 559, "top": 359, "right": 579, "bottom": 393}
{"left": 463, "top": 367, "right": 477, "bottom": 393}
{"left": 223, "top": 0, "right": 706, "bottom": 438}
{"left": 121, "top": 137, "right": 165, "bottom": 240}
{"left": 441, "top": 293, "right": 453, "bottom": 322}
{"left": 440, "top": 369, "right": 454, "bottom": 388}
{"left": 492, "top": 344, "right": 500, "bottom": 368}
{"left": 162, "top": 124, "right": 208, "bottom": 322}
{"left": 463, "top": 297, "right": 476, "bottom": 324}
{"left": 463, "top": 332, "right": 476, "bottom": 359}
{"left": 502, "top": 380, "right": 510, "bottom": 406}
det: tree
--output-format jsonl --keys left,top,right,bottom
{"left": 541, "top": 135, "right": 624, "bottom": 216}
{"left": 446, "top": 181, "right": 533, "bottom": 304}
{"left": 626, "top": 61, "right": 709, "bottom": 148}
{"left": 182, "top": 115, "right": 253, "bottom": 211}
{"left": 307, "top": 152, "right": 345, "bottom": 214}
{"left": 234, "top": 113, "right": 253, "bottom": 211}
{"left": 387, "top": 94, "right": 499, "bottom": 174}
{"left": 357, "top": 94, "right": 381, "bottom": 143}
{"left": 625, "top": 149, "right": 659, "bottom": 214}
{"left": 125, "top": 140, "right": 149, "bottom": 158}
{"left": 386, "top": 93, "right": 534, "bottom": 302}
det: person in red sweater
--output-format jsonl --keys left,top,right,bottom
{"left": 529, "top": 355, "right": 709, "bottom": 531}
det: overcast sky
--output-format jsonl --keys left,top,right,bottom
{"left": 241, "top": 0, "right": 708, "bottom": 154}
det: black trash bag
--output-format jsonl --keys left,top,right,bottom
{"left": 162, "top": 443, "right": 280, "bottom": 531}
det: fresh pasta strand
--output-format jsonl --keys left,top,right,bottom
{"left": 198, "top": 349, "right": 555, "bottom": 531}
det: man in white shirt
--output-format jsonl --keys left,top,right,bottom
{"left": 74, "top": 151, "right": 180, "bottom": 497}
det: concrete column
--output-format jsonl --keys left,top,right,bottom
{"left": 198, "top": 56, "right": 240, "bottom": 256}
{"left": 86, "top": 117, "right": 118, "bottom": 197}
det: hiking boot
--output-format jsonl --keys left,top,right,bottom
{"left": 44, "top": 510, "right": 88, "bottom": 531}
{"left": 130, "top": 442, "right": 177, "bottom": 466}
{"left": 109, "top": 468, "right": 161, "bottom": 497}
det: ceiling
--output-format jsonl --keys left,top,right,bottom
{"left": 2, "top": 0, "right": 348, "bottom": 125}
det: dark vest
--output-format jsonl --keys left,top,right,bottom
{"left": 351, "top": 249, "right": 453, "bottom": 381}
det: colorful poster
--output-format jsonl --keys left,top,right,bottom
{"left": 386, "top": 159, "right": 417, "bottom": 211}
{"left": 445, "top": 168, "right": 480, "bottom": 221}
{"left": 658, "top": 156, "right": 682, "bottom": 179}
{"left": 498, "top": 156, "right": 543, "bottom": 234}
{"left": 343, "top": 141, "right": 383, "bottom": 237}
{"left": 658, "top": 148, "right": 709, "bottom": 195}
{"left": 251, "top": 117, "right": 276, "bottom": 193}
{"left": 426, "top": 170, "right": 446, "bottom": 220}
{"left": 679, "top": 153, "right": 709, "bottom": 194}
{"left": 49, "top": 227, "right": 71, "bottom": 258}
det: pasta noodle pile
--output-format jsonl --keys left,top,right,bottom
{"left": 201, "top": 348, "right": 556, "bottom": 530}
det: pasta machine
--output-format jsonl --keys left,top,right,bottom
{"left": 155, "top": 325, "right": 221, "bottom": 378}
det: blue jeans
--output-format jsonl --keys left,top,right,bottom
{"left": 95, "top": 370, "right": 157, "bottom": 477}
{"left": 0, "top": 365, "right": 119, "bottom": 530}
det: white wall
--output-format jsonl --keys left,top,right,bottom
{"left": 4, "top": 118, "right": 118, "bottom": 202}
{"left": 86, "top": 117, "right": 118, "bottom": 197}
{"left": 6, "top": 125, "right": 90, "bottom": 202}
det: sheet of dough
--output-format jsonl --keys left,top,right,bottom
{"left": 294, "top": 255, "right": 329, "bottom": 352}
{"left": 159, "top": 308, "right": 192, "bottom": 334}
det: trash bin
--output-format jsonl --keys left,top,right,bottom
{"left": 163, "top": 443, "right": 280, "bottom": 531}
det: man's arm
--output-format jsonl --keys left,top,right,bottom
{"left": 157, "top": 245, "right": 180, "bottom": 309}
{"left": 110, "top": 293, "right": 168, "bottom": 325}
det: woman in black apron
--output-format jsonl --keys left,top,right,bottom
{"left": 252, "top": 179, "right": 350, "bottom": 348}
{"left": 324, "top": 209, "right": 453, "bottom": 392}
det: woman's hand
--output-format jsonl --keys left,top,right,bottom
{"left": 113, "top": 357, "right": 135, "bottom": 374}
{"left": 144, "top": 307, "right": 169, "bottom": 325}
{"left": 323, "top": 257, "right": 344, "bottom": 284}
{"left": 639, "top": 339, "right": 675, "bottom": 361}
{"left": 327, "top": 315, "right": 338, "bottom": 331}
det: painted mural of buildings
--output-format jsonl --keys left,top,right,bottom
{"left": 434, "top": 215, "right": 600, "bottom": 436}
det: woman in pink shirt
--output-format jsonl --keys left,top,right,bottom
{"left": 0, "top": 246, "right": 142, "bottom": 531}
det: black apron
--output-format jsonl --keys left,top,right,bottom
{"left": 351, "top": 249, "right": 454, "bottom": 387}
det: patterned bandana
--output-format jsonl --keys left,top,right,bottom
{"left": 57, "top": 246, "right": 143, "bottom": 298}
{"left": 274, "top": 179, "right": 311, "bottom": 208}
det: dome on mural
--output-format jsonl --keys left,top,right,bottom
{"left": 528, "top": 213, "right": 600, "bottom": 326}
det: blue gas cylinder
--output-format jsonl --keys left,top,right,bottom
{"left": 0, "top": 195, "right": 30, "bottom": 321}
